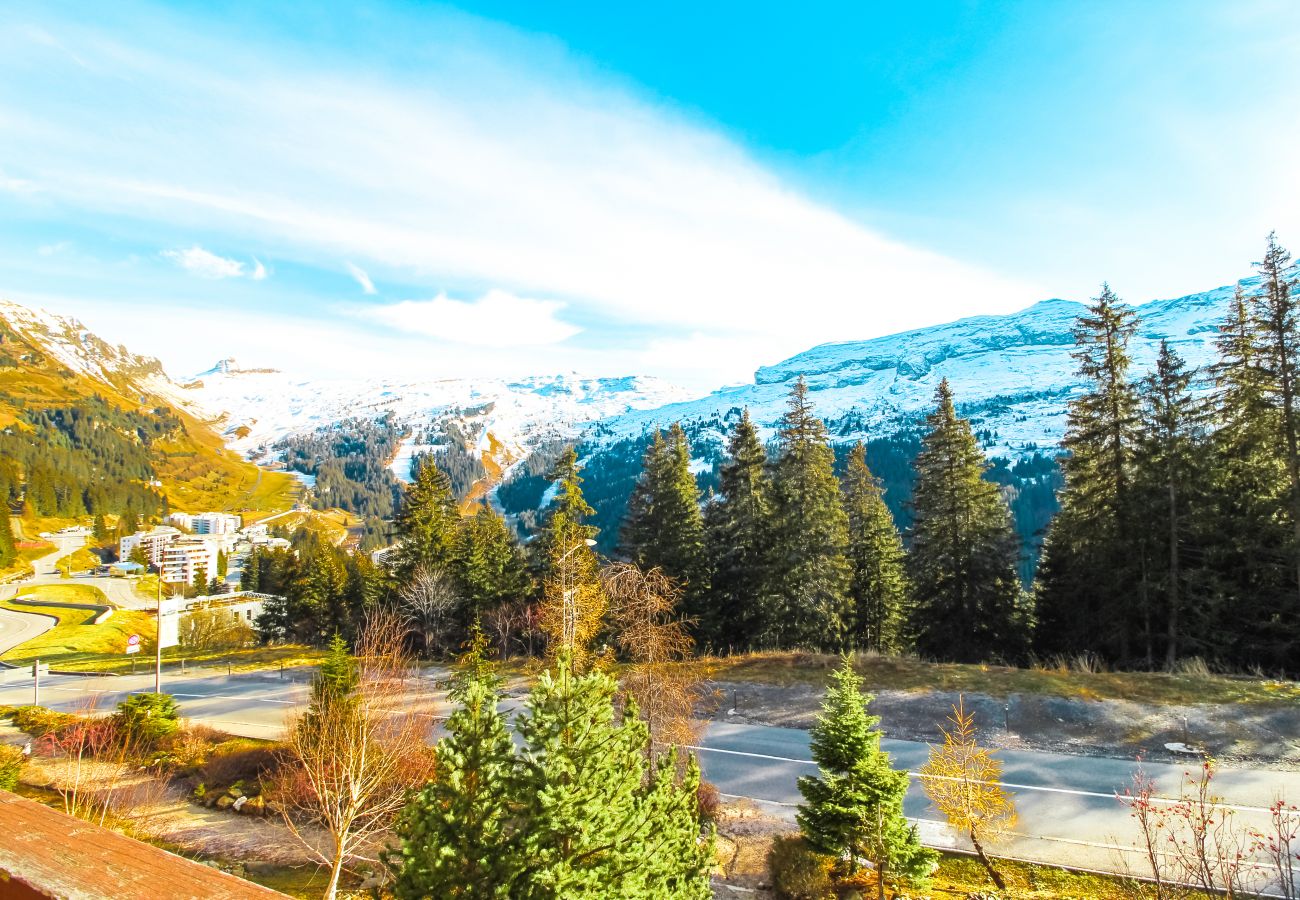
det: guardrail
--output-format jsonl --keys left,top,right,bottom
{"left": 9, "top": 598, "right": 112, "bottom": 624}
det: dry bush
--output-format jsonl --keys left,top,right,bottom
{"left": 603, "top": 562, "right": 704, "bottom": 753}
{"left": 179, "top": 608, "right": 256, "bottom": 652}
{"left": 273, "top": 609, "right": 437, "bottom": 900}
{"left": 399, "top": 565, "right": 457, "bottom": 657}
{"left": 768, "top": 834, "right": 835, "bottom": 900}
{"left": 201, "top": 744, "right": 283, "bottom": 788}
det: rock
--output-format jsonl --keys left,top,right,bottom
{"left": 243, "top": 795, "right": 266, "bottom": 816}
{"left": 215, "top": 794, "right": 234, "bottom": 810}
{"left": 232, "top": 796, "right": 247, "bottom": 812}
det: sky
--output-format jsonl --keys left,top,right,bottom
{"left": 2, "top": 1, "right": 1299, "bottom": 393}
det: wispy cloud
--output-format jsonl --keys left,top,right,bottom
{"left": 345, "top": 261, "right": 376, "bottom": 295}
{"left": 38, "top": 241, "right": 72, "bottom": 257}
{"left": 162, "top": 245, "right": 266, "bottom": 280}
{"left": 368, "top": 290, "right": 579, "bottom": 347}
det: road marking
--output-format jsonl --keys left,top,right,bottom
{"left": 689, "top": 744, "right": 1279, "bottom": 813}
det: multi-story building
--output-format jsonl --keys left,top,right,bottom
{"left": 192, "top": 512, "right": 242, "bottom": 535}
{"left": 160, "top": 538, "right": 221, "bottom": 586}
{"left": 118, "top": 527, "right": 180, "bottom": 568}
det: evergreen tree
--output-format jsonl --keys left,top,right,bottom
{"left": 390, "top": 630, "right": 521, "bottom": 898}
{"left": 0, "top": 508, "right": 14, "bottom": 569}
{"left": 514, "top": 661, "right": 713, "bottom": 899}
{"left": 764, "top": 379, "right": 853, "bottom": 650}
{"left": 841, "top": 443, "right": 910, "bottom": 653}
{"left": 92, "top": 514, "right": 109, "bottom": 544}
{"left": 457, "top": 506, "right": 532, "bottom": 620}
{"left": 1036, "top": 285, "right": 1142, "bottom": 660}
{"left": 620, "top": 423, "right": 707, "bottom": 619}
{"left": 1205, "top": 287, "right": 1290, "bottom": 666}
{"left": 537, "top": 449, "right": 604, "bottom": 669}
{"left": 797, "top": 657, "right": 935, "bottom": 900}
{"left": 703, "top": 409, "right": 773, "bottom": 650}
{"left": 391, "top": 457, "right": 461, "bottom": 585}
{"left": 909, "top": 380, "right": 1025, "bottom": 662}
{"left": 1135, "top": 341, "right": 1202, "bottom": 667}
{"left": 1249, "top": 233, "right": 1300, "bottom": 618}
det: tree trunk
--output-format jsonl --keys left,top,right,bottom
{"left": 1165, "top": 479, "right": 1180, "bottom": 669}
{"left": 970, "top": 830, "right": 1007, "bottom": 892}
{"left": 324, "top": 839, "right": 347, "bottom": 900}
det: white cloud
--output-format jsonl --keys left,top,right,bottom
{"left": 162, "top": 245, "right": 248, "bottom": 279}
{"left": 345, "top": 261, "right": 376, "bottom": 295}
{"left": 368, "top": 290, "right": 579, "bottom": 347}
{"left": 0, "top": 9, "right": 1045, "bottom": 386}
{"left": 250, "top": 258, "right": 267, "bottom": 281}
{"left": 38, "top": 241, "right": 72, "bottom": 256}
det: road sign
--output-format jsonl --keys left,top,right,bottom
{"left": 126, "top": 633, "right": 141, "bottom": 655}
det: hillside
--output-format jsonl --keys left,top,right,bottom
{"left": 0, "top": 300, "right": 297, "bottom": 518}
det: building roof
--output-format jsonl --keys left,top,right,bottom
{"left": 0, "top": 790, "right": 288, "bottom": 899}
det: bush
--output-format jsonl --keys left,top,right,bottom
{"left": 696, "top": 780, "right": 721, "bottom": 824}
{"left": 769, "top": 835, "right": 835, "bottom": 900}
{"left": 0, "top": 745, "right": 24, "bottom": 790}
{"left": 201, "top": 742, "right": 282, "bottom": 790}
{"left": 9, "top": 706, "right": 76, "bottom": 737}
{"left": 114, "top": 693, "right": 180, "bottom": 745}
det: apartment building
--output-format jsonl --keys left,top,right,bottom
{"left": 118, "top": 527, "right": 180, "bottom": 567}
{"left": 167, "top": 512, "right": 242, "bottom": 534}
{"left": 160, "top": 538, "right": 221, "bottom": 586}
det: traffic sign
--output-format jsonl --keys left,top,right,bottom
{"left": 126, "top": 634, "right": 141, "bottom": 655}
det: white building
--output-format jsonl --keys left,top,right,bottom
{"left": 160, "top": 538, "right": 221, "bottom": 586}
{"left": 119, "top": 527, "right": 180, "bottom": 567}
{"left": 240, "top": 523, "right": 269, "bottom": 543}
{"left": 193, "top": 512, "right": 242, "bottom": 535}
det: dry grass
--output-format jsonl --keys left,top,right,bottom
{"left": 1, "top": 592, "right": 156, "bottom": 666}
{"left": 695, "top": 650, "right": 1300, "bottom": 707}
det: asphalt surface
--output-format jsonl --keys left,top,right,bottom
{"left": 0, "top": 665, "right": 1293, "bottom": 887}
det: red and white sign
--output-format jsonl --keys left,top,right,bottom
{"left": 125, "top": 634, "right": 141, "bottom": 655}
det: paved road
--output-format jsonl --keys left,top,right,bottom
{"left": 5, "top": 534, "right": 153, "bottom": 611}
{"left": 0, "top": 667, "right": 1292, "bottom": 888}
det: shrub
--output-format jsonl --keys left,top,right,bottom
{"left": 696, "top": 780, "right": 722, "bottom": 824}
{"left": 768, "top": 834, "right": 835, "bottom": 900}
{"left": 201, "top": 743, "right": 282, "bottom": 790}
{"left": 114, "top": 693, "right": 180, "bottom": 745}
{"left": 9, "top": 706, "right": 76, "bottom": 737}
{"left": 0, "top": 745, "right": 24, "bottom": 790}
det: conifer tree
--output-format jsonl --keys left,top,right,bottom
{"left": 390, "top": 630, "right": 521, "bottom": 898}
{"left": 909, "top": 380, "right": 1025, "bottom": 662}
{"left": 391, "top": 457, "right": 461, "bottom": 585}
{"left": 514, "top": 661, "right": 713, "bottom": 899}
{"left": 1249, "top": 233, "right": 1300, "bottom": 611}
{"left": 0, "top": 509, "right": 14, "bottom": 568}
{"left": 703, "top": 409, "right": 773, "bottom": 649}
{"left": 1205, "top": 287, "right": 1289, "bottom": 665}
{"left": 841, "top": 442, "right": 910, "bottom": 653}
{"left": 797, "top": 657, "right": 935, "bottom": 900}
{"left": 620, "top": 423, "right": 708, "bottom": 620}
{"left": 1036, "top": 285, "right": 1141, "bottom": 660}
{"left": 1135, "top": 341, "right": 1202, "bottom": 667}
{"left": 537, "top": 449, "right": 604, "bottom": 669}
{"left": 765, "top": 379, "right": 853, "bottom": 650}
{"left": 458, "top": 506, "right": 532, "bottom": 620}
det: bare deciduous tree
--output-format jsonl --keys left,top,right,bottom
{"left": 399, "top": 564, "right": 459, "bottom": 657}
{"left": 602, "top": 562, "right": 702, "bottom": 753}
{"left": 179, "top": 607, "right": 256, "bottom": 652}
{"left": 274, "top": 611, "right": 436, "bottom": 900}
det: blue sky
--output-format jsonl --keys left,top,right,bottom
{"left": 2, "top": 1, "right": 1298, "bottom": 391}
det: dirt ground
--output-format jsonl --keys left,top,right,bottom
{"left": 713, "top": 679, "right": 1300, "bottom": 770}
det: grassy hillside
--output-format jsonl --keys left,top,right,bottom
{"left": 0, "top": 301, "right": 298, "bottom": 515}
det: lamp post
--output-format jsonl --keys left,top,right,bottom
{"left": 155, "top": 568, "right": 163, "bottom": 693}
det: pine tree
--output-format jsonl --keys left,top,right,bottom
{"left": 390, "top": 630, "right": 521, "bottom": 898}
{"left": 1036, "top": 285, "right": 1142, "bottom": 660}
{"left": 458, "top": 506, "right": 532, "bottom": 621}
{"left": 841, "top": 442, "right": 910, "bottom": 653}
{"left": 620, "top": 424, "right": 708, "bottom": 620}
{"left": 909, "top": 380, "right": 1025, "bottom": 662}
{"left": 765, "top": 379, "right": 853, "bottom": 650}
{"left": 0, "top": 508, "right": 14, "bottom": 569}
{"left": 1249, "top": 233, "right": 1300, "bottom": 621}
{"left": 1135, "top": 341, "right": 1202, "bottom": 667}
{"left": 703, "top": 409, "right": 773, "bottom": 650}
{"left": 537, "top": 449, "right": 604, "bottom": 669}
{"left": 391, "top": 457, "right": 461, "bottom": 585}
{"left": 514, "top": 661, "right": 712, "bottom": 899}
{"left": 1205, "top": 287, "right": 1289, "bottom": 666}
{"left": 797, "top": 657, "right": 935, "bottom": 900}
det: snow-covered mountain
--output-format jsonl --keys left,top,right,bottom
{"left": 593, "top": 279, "right": 1243, "bottom": 457}
{"left": 180, "top": 366, "right": 694, "bottom": 482}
